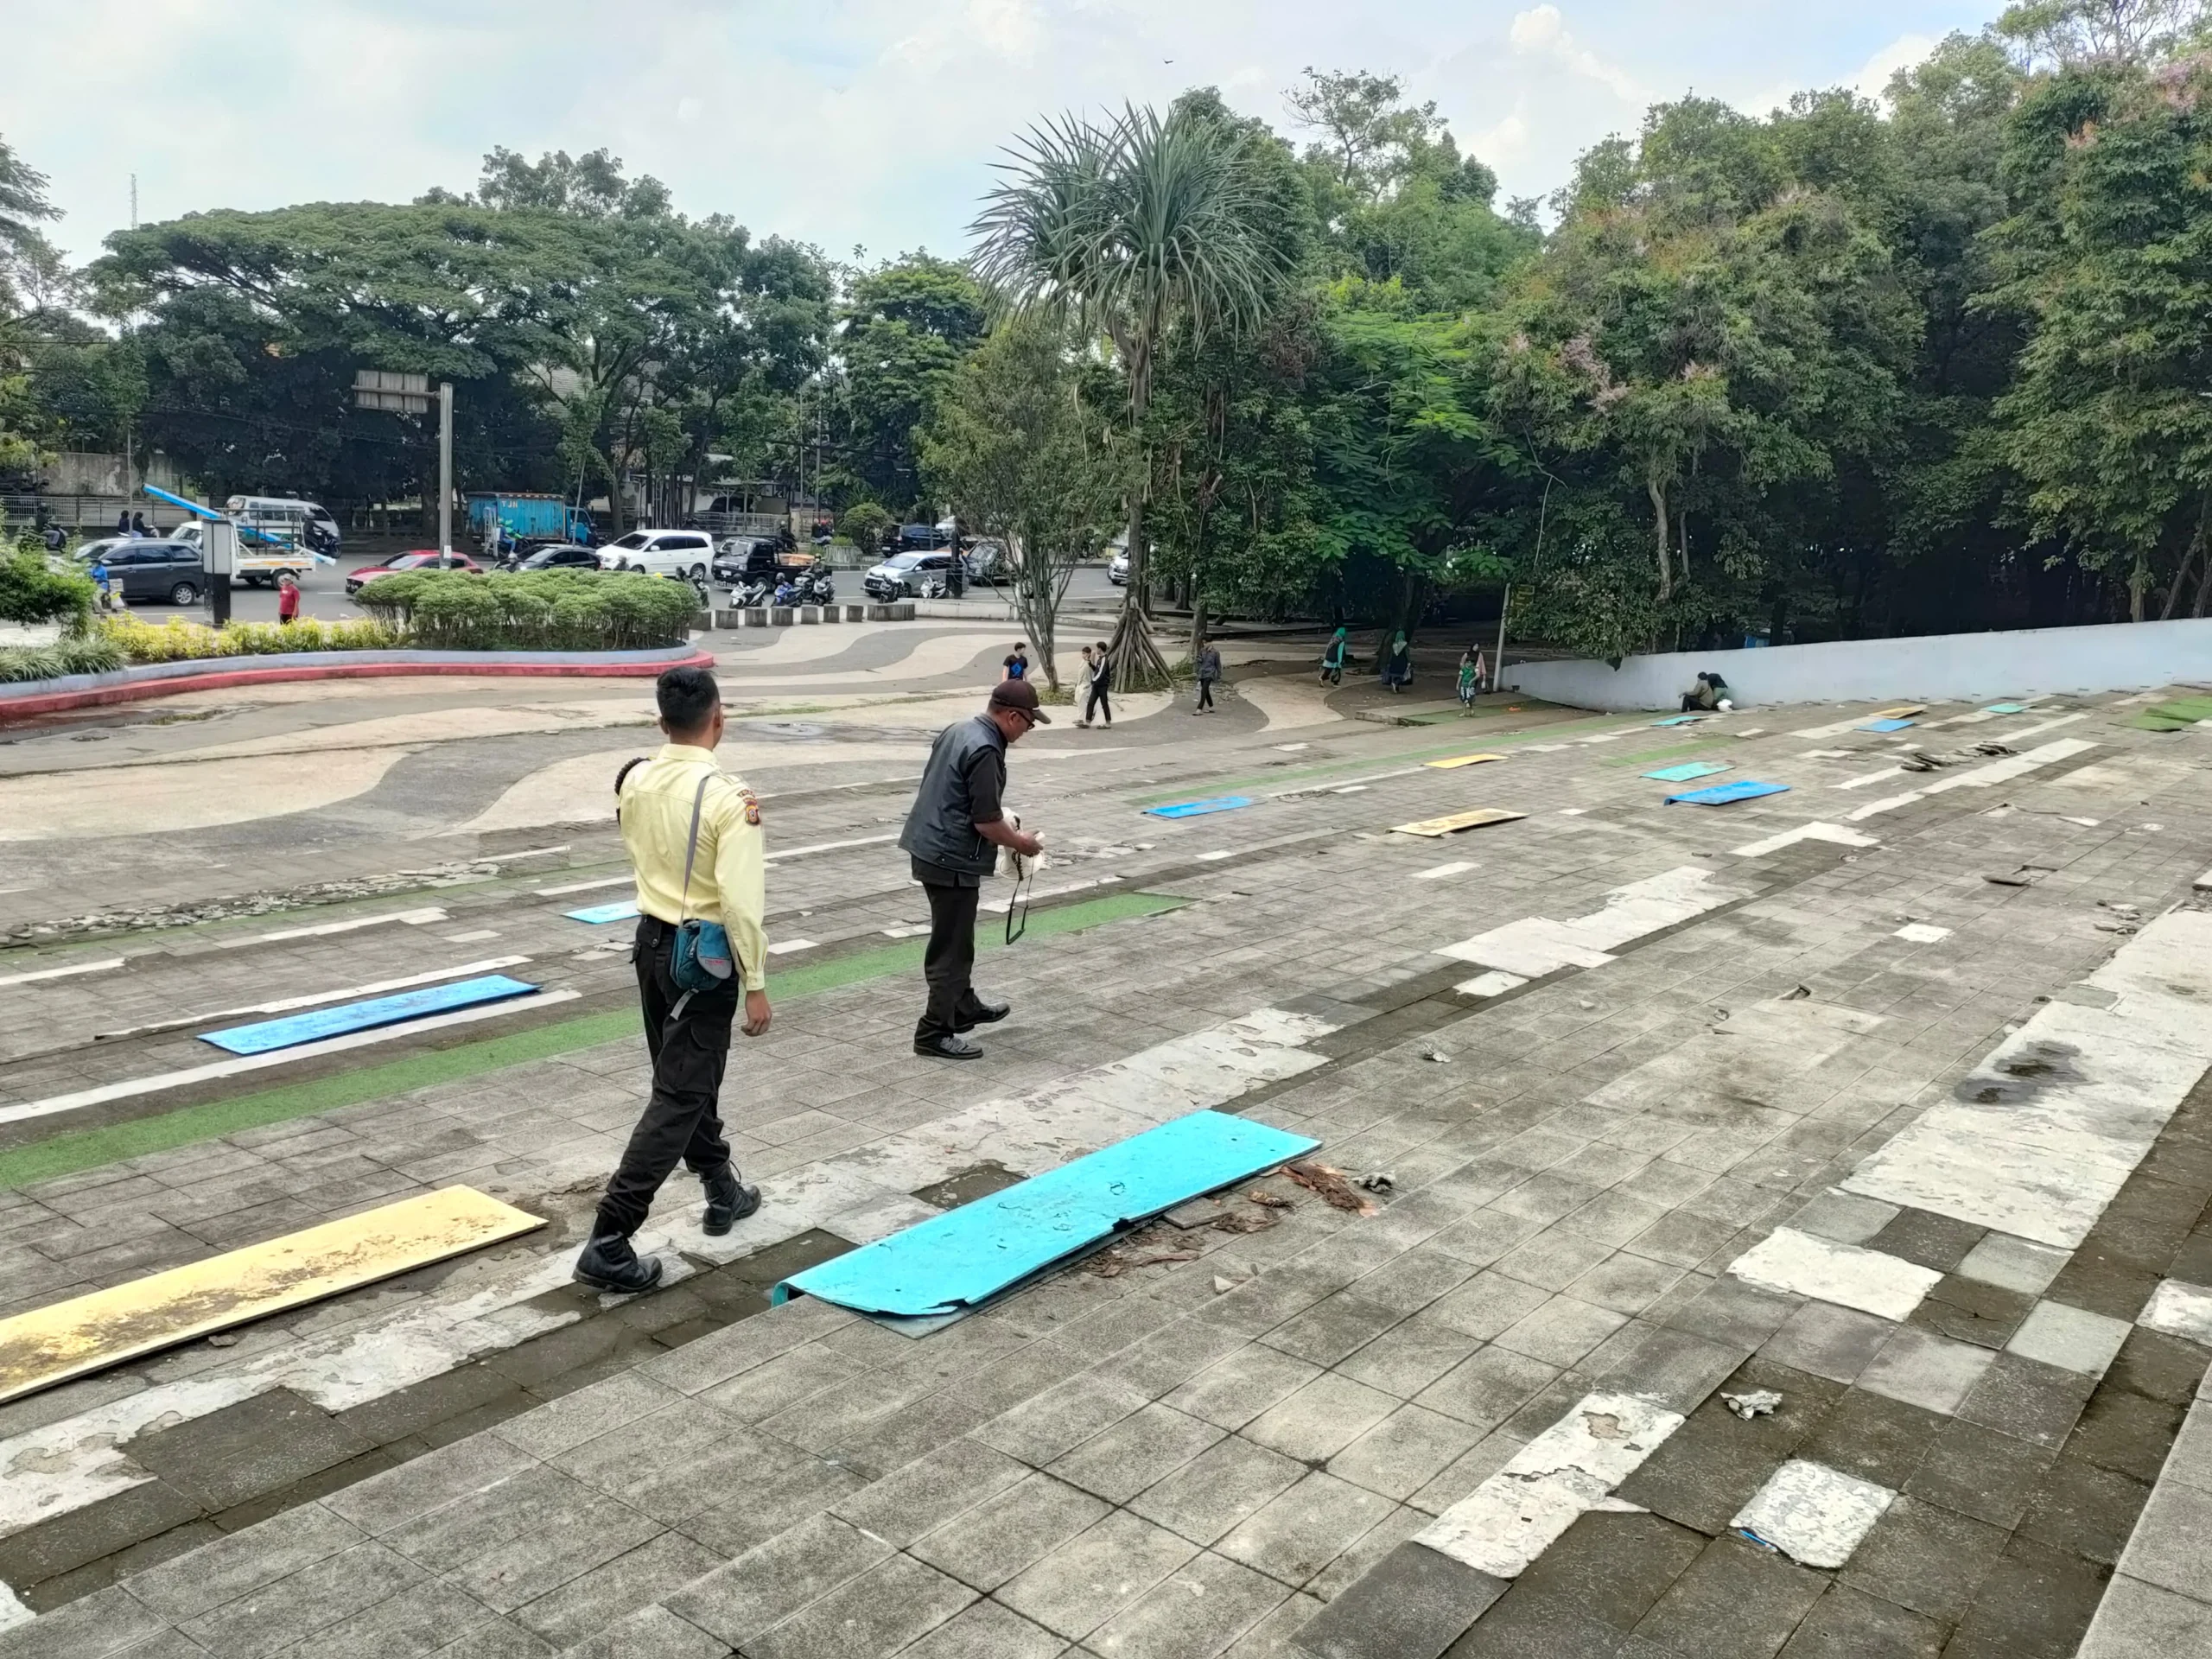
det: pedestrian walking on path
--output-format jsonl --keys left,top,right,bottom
{"left": 1458, "top": 644, "right": 1484, "bottom": 709}
{"left": 1381, "top": 631, "right": 1414, "bottom": 693}
{"left": 900, "top": 678, "right": 1046, "bottom": 1060}
{"left": 1193, "top": 637, "right": 1221, "bottom": 714}
{"left": 575, "top": 665, "right": 770, "bottom": 1294}
{"left": 276, "top": 572, "right": 302, "bottom": 626}
{"left": 1319, "top": 626, "right": 1350, "bottom": 685}
{"left": 1077, "top": 642, "right": 1114, "bottom": 728}
{"left": 1003, "top": 641, "right": 1030, "bottom": 680}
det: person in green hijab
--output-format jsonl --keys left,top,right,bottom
{"left": 1319, "top": 626, "right": 1350, "bottom": 685}
{"left": 1380, "top": 631, "right": 1414, "bottom": 693}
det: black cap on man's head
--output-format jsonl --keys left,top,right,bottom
{"left": 989, "top": 678, "right": 1052, "bottom": 723}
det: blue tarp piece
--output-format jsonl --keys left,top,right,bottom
{"left": 1666, "top": 779, "right": 1791, "bottom": 806}
{"left": 1644, "top": 760, "right": 1732, "bottom": 783}
{"left": 1983, "top": 702, "right": 2026, "bottom": 715}
{"left": 1858, "top": 718, "right": 1916, "bottom": 733}
{"left": 1145, "top": 796, "right": 1255, "bottom": 820}
{"left": 1651, "top": 715, "right": 1703, "bottom": 727}
{"left": 774, "top": 1109, "right": 1320, "bottom": 1318}
{"left": 200, "top": 975, "right": 540, "bottom": 1055}
{"left": 566, "top": 900, "right": 640, "bottom": 925}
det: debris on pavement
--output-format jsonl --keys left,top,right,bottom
{"left": 1357, "top": 1172, "right": 1396, "bottom": 1195}
{"left": 1287, "top": 1160, "right": 1376, "bottom": 1215}
{"left": 1723, "top": 1389, "right": 1783, "bottom": 1420}
{"left": 1246, "top": 1188, "right": 1294, "bottom": 1210}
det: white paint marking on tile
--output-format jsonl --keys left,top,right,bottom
{"left": 1414, "top": 861, "right": 1477, "bottom": 881}
{"left": 1455, "top": 970, "right": 1530, "bottom": 999}
{"left": 765, "top": 831, "right": 899, "bottom": 863}
{"left": 1438, "top": 867, "right": 1743, "bottom": 979}
{"left": 1793, "top": 715, "right": 1892, "bottom": 740}
{"left": 1728, "top": 1227, "right": 1942, "bottom": 1321}
{"left": 1416, "top": 1392, "right": 1686, "bottom": 1577}
{"left": 1845, "top": 909, "right": 2212, "bottom": 1248}
{"left": 443, "top": 929, "right": 500, "bottom": 944}
{"left": 981, "top": 874, "right": 1122, "bottom": 914}
{"left": 2008, "top": 1300, "right": 2133, "bottom": 1377}
{"left": 1331, "top": 785, "right": 1369, "bottom": 794}
{"left": 0, "top": 989, "right": 581, "bottom": 1128}
{"left": 1846, "top": 738, "right": 2096, "bottom": 821}
{"left": 2140, "top": 1281, "right": 2212, "bottom": 1347}
{"left": 533, "top": 874, "right": 631, "bottom": 897}
{"left": 0, "top": 957, "right": 125, "bottom": 990}
{"left": 1837, "top": 766, "right": 1909, "bottom": 791}
{"left": 1800, "top": 748, "right": 1855, "bottom": 759}
{"left": 2195, "top": 867, "right": 2212, "bottom": 891}
{"left": 766, "top": 939, "right": 818, "bottom": 956}
{"left": 880, "top": 924, "right": 928, "bottom": 938}
{"left": 1734, "top": 728, "right": 1767, "bottom": 738}
{"left": 1894, "top": 924, "right": 1952, "bottom": 944}
{"left": 1195, "top": 850, "right": 1234, "bottom": 862}
{"left": 218, "top": 906, "right": 449, "bottom": 947}
{"left": 2063, "top": 817, "right": 2102, "bottom": 828}
{"left": 1558, "top": 807, "right": 1587, "bottom": 816}
{"left": 1273, "top": 742, "right": 1309, "bottom": 752}
{"left": 0, "top": 1582, "right": 30, "bottom": 1633}
{"left": 1997, "top": 711, "right": 2088, "bottom": 742}
{"left": 1732, "top": 1461, "right": 1894, "bottom": 1568}
{"left": 1523, "top": 743, "right": 1572, "bottom": 753}
{"left": 1730, "top": 822, "right": 1878, "bottom": 858}
{"left": 93, "top": 958, "right": 534, "bottom": 1042}
{"left": 1577, "top": 733, "right": 1625, "bottom": 745}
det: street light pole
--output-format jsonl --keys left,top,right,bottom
{"left": 437, "top": 382, "right": 454, "bottom": 567}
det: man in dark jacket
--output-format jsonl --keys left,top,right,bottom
{"left": 899, "top": 680, "right": 1047, "bottom": 1059}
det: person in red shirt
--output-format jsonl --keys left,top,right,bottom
{"left": 276, "top": 572, "right": 302, "bottom": 625}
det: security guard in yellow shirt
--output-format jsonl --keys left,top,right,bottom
{"left": 575, "top": 665, "right": 772, "bottom": 1293}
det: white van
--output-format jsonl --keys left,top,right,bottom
{"left": 597, "top": 529, "right": 715, "bottom": 580}
{"left": 225, "top": 496, "right": 342, "bottom": 556}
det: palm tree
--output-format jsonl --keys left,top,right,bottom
{"left": 970, "top": 104, "right": 1285, "bottom": 684}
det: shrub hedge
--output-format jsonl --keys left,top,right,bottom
{"left": 0, "top": 636, "right": 125, "bottom": 683}
{"left": 101, "top": 616, "right": 404, "bottom": 663}
{"left": 0, "top": 550, "right": 96, "bottom": 631}
{"left": 353, "top": 569, "right": 698, "bottom": 651}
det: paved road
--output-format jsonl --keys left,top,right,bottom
{"left": 133, "top": 555, "right": 1129, "bottom": 628}
{"left": 0, "top": 664, "right": 2206, "bottom": 1657}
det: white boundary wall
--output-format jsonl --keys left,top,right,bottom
{"left": 1499, "top": 616, "right": 2212, "bottom": 712}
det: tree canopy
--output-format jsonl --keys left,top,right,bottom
{"left": 10, "top": 2, "right": 2212, "bottom": 658}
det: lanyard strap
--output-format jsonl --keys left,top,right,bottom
{"left": 676, "top": 771, "right": 710, "bottom": 923}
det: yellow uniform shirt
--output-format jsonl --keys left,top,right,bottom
{"left": 619, "top": 744, "right": 768, "bottom": 990}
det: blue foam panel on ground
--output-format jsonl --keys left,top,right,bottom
{"left": 1651, "top": 715, "right": 1703, "bottom": 726}
{"left": 1858, "top": 718, "right": 1916, "bottom": 732}
{"left": 1145, "top": 796, "right": 1255, "bottom": 819}
{"left": 200, "top": 975, "right": 541, "bottom": 1055}
{"left": 774, "top": 1109, "right": 1320, "bottom": 1318}
{"left": 1983, "top": 702, "right": 2026, "bottom": 715}
{"left": 566, "top": 900, "right": 640, "bottom": 924}
{"left": 1644, "top": 760, "right": 1732, "bottom": 783}
{"left": 1666, "top": 779, "right": 1791, "bottom": 806}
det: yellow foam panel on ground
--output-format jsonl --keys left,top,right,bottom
{"left": 1872, "top": 705, "right": 1926, "bottom": 719}
{"left": 0, "top": 1186, "right": 544, "bottom": 1406}
{"left": 1394, "top": 807, "right": 1528, "bottom": 837}
{"left": 1424, "top": 753, "right": 1508, "bottom": 771}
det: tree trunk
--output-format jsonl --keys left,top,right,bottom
{"left": 2188, "top": 490, "right": 2212, "bottom": 619}
{"left": 1109, "top": 493, "right": 1170, "bottom": 689}
{"left": 1648, "top": 475, "right": 1672, "bottom": 602}
{"left": 2130, "top": 555, "right": 2150, "bottom": 623}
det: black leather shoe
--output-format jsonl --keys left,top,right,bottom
{"left": 954, "top": 1000, "right": 1010, "bottom": 1032}
{"left": 702, "top": 1164, "right": 761, "bottom": 1236}
{"left": 915, "top": 1033, "right": 984, "bottom": 1060}
{"left": 574, "top": 1230, "right": 663, "bottom": 1294}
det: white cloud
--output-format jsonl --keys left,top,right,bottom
{"left": 7, "top": 0, "right": 1968, "bottom": 266}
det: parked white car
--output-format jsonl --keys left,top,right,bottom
{"left": 597, "top": 529, "right": 715, "bottom": 580}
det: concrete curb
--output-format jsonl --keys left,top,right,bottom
{"left": 0, "top": 644, "right": 714, "bottom": 721}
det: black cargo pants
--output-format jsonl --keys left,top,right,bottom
{"left": 596, "top": 914, "right": 740, "bottom": 1237}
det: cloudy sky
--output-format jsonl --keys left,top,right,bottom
{"left": 16, "top": 0, "right": 1993, "bottom": 265}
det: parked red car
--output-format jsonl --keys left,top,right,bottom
{"left": 345, "top": 551, "right": 485, "bottom": 597}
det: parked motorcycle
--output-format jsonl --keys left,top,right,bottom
{"left": 798, "top": 569, "right": 836, "bottom": 605}
{"left": 731, "top": 575, "right": 774, "bottom": 608}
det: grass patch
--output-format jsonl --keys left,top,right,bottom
{"left": 2125, "top": 696, "right": 2212, "bottom": 732}
{"left": 0, "top": 890, "right": 1185, "bottom": 1192}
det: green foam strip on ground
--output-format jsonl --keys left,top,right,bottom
{"left": 0, "top": 891, "right": 1185, "bottom": 1193}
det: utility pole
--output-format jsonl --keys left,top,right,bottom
{"left": 437, "top": 381, "right": 454, "bottom": 566}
